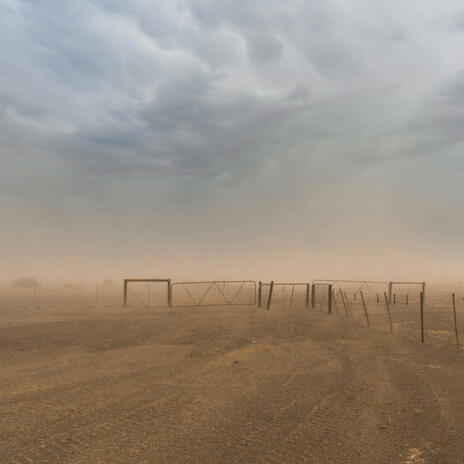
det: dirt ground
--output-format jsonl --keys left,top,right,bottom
{"left": 2, "top": 302, "right": 464, "bottom": 463}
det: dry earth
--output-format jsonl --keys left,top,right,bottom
{"left": 1, "top": 304, "right": 464, "bottom": 463}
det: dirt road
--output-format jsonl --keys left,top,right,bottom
{"left": 1, "top": 306, "right": 464, "bottom": 463}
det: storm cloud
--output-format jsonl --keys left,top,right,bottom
{"left": 1, "top": 0, "right": 464, "bottom": 281}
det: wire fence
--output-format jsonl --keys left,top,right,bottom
{"left": 171, "top": 281, "right": 256, "bottom": 307}
{"left": 2, "top": 279, "right": 464, "bottom": 353}
{"left": 256, "top": 280, "right": 464, "bottom": 353}
{"left": 259, "top": 282, "right": 310, "bottom": 309}
{"left": 310, "top": 282, "right": 464, "bottom": 353}
{"left": 0, "top": 282, "right": 122, "bottom": 310}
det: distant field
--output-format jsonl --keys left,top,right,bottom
{"left": 2, "top": 282, "right": 463, "bottom": 350}
{"left": 2, "top": 291, "right": 464, "bottom": 463}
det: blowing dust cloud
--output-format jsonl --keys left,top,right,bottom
{"left": 3, "top": 3, "right": 464, "bottom": 464}
{"left": 1, "top": 1, "right": 464, "bottom": 283}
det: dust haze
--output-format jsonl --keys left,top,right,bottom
{"left": 2, "top": 1, "right": 464, "bottom": 284}
{"left": 2, "top": 2, "right": 464, "bottom": 463}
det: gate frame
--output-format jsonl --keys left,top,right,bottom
{"left": 171, "top": 280, "right": 257, "bottom": 307}
{"left": 123, "top": 279, "right": 172, "bottom": 307}
{"left": 258, "top": 282, "right": 311, "bottom": 309}
{"left": 310, "top": 282, "right": 333, "bottom": 314}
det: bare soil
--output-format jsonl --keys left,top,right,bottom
{"left": 1, "top": 303, "right": 464, "bottom": 463}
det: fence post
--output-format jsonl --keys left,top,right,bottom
{"left": 123, "top": 280, "right": 128, "bottom": 307}
{"left": 266, "top": 281, "right": 274, "bottom": 310}
{"left": 167, "top": 279, "right": 172, "bottom": 307}
{"left": 332, "top": 289, "right": 339, "bottom": 315}
{"left": 258, "top": 281, "right": 262, "bottom": 308}
{"left": 360, "top": 291, "right": 370, "bottom": 328}
{"left": 388, "top": 281, "right": 393, "bottom": 304}
{"left": 406, "top": 294, "right": 409, "bottom": 305}
{"left": 340, "top": 290, "right": 349, "bottom": 317}
{"left": 328, "top": 284, "right": 332, "bottom": 314}
{"left": 306, "top": 283, "right": 310, "bottom": 309}
{"left": 289, "top": 285, "right": 295, "bottom": 309}
{"left": 376, "top": 293, "right": 380, "bottom": 303}
{"left": 383, "top": 292, "right": 393, "bottom": 334}
{"left": 393, "top": 294, "right": 396, "bottom": 305}
{"left": 311, "top": 283, "right": 316, "bottom": 309}
{"left": 452, "top": 293, "right": 460, "bottom": 354}
{"left": 420, "top": 292, "right": 424, "bottom": 343}
{"left": 344, "top": 292, "right": 352, "bottom": 313}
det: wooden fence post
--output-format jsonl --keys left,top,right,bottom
{"left": 360, "top": 291, "right": 370, "bottom": 328}
{"left": 167, "top": 279, "right": 172, "bottom": 307}
{"left": 289, "top": 285, "right": 295, "bottom": 309}
{"left": 452, "top": 293, "right": 460, "bottom": 354}
{"left": 340, "top": 291, "right": 349, "bottom": 317}
{"left": 344, "top": 292, "right": 352, "bottom": 313}
{"left": 332, "top": 289, "right": 339, "bottom": 315}
{"left": 123, "top": 280, "right": 128, "bottom": 307}
{"left": 306, "top": 283, "right": 310, "bottom": 309}
{"left": 266, "top": 281, "right": 274, "bottom": 310}
{"left": 311, "top": 284, "right": 316, "bottom": 309}
{"left": 420, "top": 292, "right": 424, "bottom": 343}
{"left": 328, "top": 285, "right": 333, "bottom": 314}
{"left": 383, "top": 292, "right": 393, "bottom": 334}
{"left": 258, "top": 281, "right": 262, "bottom": 308}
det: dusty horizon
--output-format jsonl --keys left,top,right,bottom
{"left": 2, "top": 1, "right": 464, "bottom": 285}
{"left": 3, "top": 3, "right": 464, "bottom": 463}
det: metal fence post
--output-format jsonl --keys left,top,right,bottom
{"left": 452, "top": 293, "right": 460, "bottom": 354}
{"left": 123, "top": 280, "right": 128, "bottom": 307}
{"left": 383, "top": 292, "right": 393, "bottom": 334}
{"left": 328, "top": 284, "right": 332, "bottom": 314}
{"left": 360, "top": 291, "right": 370, "bottom": 328}
{"left": 266, "top": 281, "right": 274, "bottom": 310}
{"left": 340, "top": 291, "right": 349, "bottom": 318}
{"left": 420, "top": 292, "right": 424, "bottom": 343}
{"left": 167, "top": 279, "right": 172, "bottom": 307}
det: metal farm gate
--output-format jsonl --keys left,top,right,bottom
{"left": 171, "top": 281, "right": 257, "bottom": 307}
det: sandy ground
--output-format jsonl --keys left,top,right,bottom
{"left": 1, "top": 303, "right": 464, "bottom": 463}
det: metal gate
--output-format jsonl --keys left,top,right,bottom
{"left": 171, "top": 281, "right": 257, "bottom": 307}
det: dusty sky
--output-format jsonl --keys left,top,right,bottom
{"left": 1, "top": 1, "right": 464, "bottom": 282}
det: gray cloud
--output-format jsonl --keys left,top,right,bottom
{"left": 246, "top": 33, "right": 284, "bottom": 65}
{"left": 2, "top": 0, "right": 464, "bottom": 280}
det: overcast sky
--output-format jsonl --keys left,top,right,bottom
{"left": 1, "top": 0, "right": 464, "bottom": 281}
